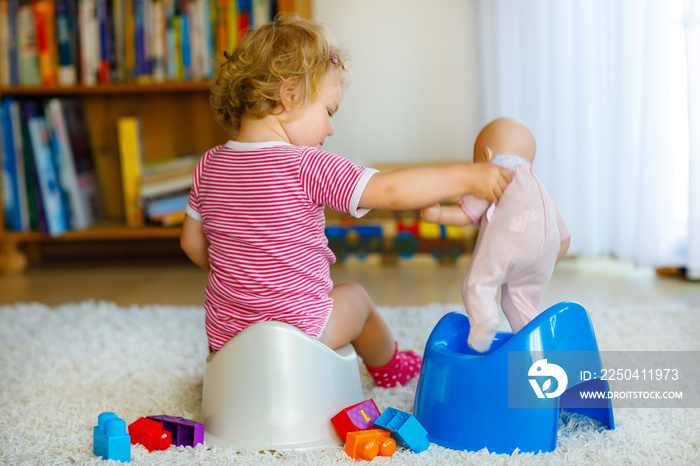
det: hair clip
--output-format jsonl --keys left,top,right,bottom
{"left": 330, "top": 48, "right": 347, "bottom": 70}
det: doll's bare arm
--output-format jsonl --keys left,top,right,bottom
{"left": 421, "top": 204, "right": 472, "bottom": 226}
{"left": 556, "top": 237, "right": 571, "bottom": 264}
{"left": 180, "top": 215, "right": 210, "bottom": 269}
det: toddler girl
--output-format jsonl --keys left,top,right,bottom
{"left": 180, "top": 14, "right": 511, "bottom": 388}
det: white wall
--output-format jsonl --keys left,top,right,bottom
{"left": 313, "top": 0, "right": 481, "bottom": 167}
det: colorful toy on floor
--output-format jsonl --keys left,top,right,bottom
{"left": 345, "top": 429, "right": 397, "bottom": 460}
{"left": 413, "top": 301, "right": 615, "bottom": 454}
{"left": 128, "top": 417, "right": 172, "bottom": 452}
{"left": 331, "top": 399, "right": 381, "bottom": 442}
{"left": 373, "top": 407, "right": 429, "bottom": 453}
{"left": 93, "top": 412, "right": 131, "bottom": 462}
{"left": 200, "top": 321, "right": 364, "bottom": 450}
{"left": 146, "top": 415, "right": 204, "bottom": 447}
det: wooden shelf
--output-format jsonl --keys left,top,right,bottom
{"left": 0, "top": 82, "right": 212, "bottom": 96}
{"left": 0, "top": 222, "right": 182, "bottom": 242}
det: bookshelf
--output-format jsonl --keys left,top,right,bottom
{"left": 0, "top": 0, "right": 311, "bottom": 274}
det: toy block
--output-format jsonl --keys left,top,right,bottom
{"left": 374, "top": 407, "right": 429, "bottom": 453}
{"left": 93, "top": 412, "right": 131, "bottom": 462}
{"left": 331, "top": 399, "right": 381, "bottom": 442}
{"left": 146, "top": 415, "right": 204, "bottom": 447}
{"left": 128, "top": 417, "right": 172, "bottom": 452}
{"left": 345, "top": 429, "right": 396, "bottom": 461}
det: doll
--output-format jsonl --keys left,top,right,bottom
{"left": 421, "top": 118, "right": 571, "bottom": 352}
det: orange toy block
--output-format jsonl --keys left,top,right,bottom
{"left": 345, "top": 429, "right": 397, "bottom": 461}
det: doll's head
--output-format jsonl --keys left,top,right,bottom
{"left": 210, "top": 14, "right": 348, "bottom": 137}
{"left": 473, "top": 118, "right": 536, "bottom": 164}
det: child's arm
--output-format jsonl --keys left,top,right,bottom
{"left": 421, "top": 203, "right": 472, "bottom": 226}
{"left": 358, "top": 163, "right": 511, "bottom": 210}
{"left": 180, "top": 215, "right": 210, "bottom": 269}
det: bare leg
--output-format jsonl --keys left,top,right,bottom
{"left": 318, "top": 282, "right": 395, "bottom": 367}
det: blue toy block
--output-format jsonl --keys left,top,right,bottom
{"left": 93, "top": 412, "right": 131, "bottom": 462}
{"left": 413, "top": 301, "right": 615, "bottom": 454}
{"left": 374, "top": 407, "right": 429, "bottom": 453}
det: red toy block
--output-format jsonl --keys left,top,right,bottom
{"left": 331, "top": 399, "right": 381, "bottom": 442}
{"left": 128, "top": 417, "right": 172, "bottom": 452}
{"left": 345, "top": 429, "right": 396, "bottom": 461}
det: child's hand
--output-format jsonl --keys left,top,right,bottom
{"left": 421, "top": 204, "right": 441, "bottom": 223}
{"left": 468, "top": 164, "right": 512, "bottom": 203}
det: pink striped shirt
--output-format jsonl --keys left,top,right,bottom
{"left": 186, "top": 141, "right": 376, "bottom": 350}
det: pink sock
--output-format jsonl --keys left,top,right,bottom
{"left": 364, "top": 342, "right": 422, "bottom": 388}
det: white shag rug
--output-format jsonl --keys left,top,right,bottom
{"left": 1, "top": 301, "right": 699, "bottom": 465}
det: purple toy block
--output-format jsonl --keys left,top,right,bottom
{"left": 146, "top": 415, "right": 204, "bottom": 447}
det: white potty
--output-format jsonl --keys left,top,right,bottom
{"left": 200, "top": 321, "right": 364, "bottom": 450}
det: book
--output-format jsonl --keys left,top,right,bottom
{"left": 123, "top": 0, "right": 135, "bottom": 80}
{"left": 140, "top": 173, "right": 192, "bottom": 198}
{"left": 164, "top": 0, "right": 176, "bottom": 80}
{"left": 143, "top": 191, "right": 189, "bottom": 217}
{"left": 1, "top": 99, "right": 25, "bottom": 231}
{"left": 33, "top": 0, "right": 59, "bottom": 86}
{"left": 79, "top": 0, "right": 99, "bottom": 85}
{"left": 180, "top": 11, "right": 191, "bottom": 81}
{"left": 17, "top": 0, "right": 41, "bottom": 86}
{"left": 97, "top": 0, "right": 113, "bottom": 83}
{"left": 140, "top": 154, "right": 197, "bottom": 198}
{"left": 18, "top": 101, "right": 42, "bottom": 231}
{"left": 117, "top": 116, "right": 144, "bottom": 227}
{"left": 151, "top": 0, "right": 166, "bottom": 82}
{"left": 251, "top": 0, "right": 270, "bottom": 28}
{"left": 7, "top": 0, "right": 20, "bottom": 85}
{"left": 112, "top": 0, "right": 126, "bottom": 82}
{"left": 8, "top": 100, "right": 30, "bottom": 230}
{"left": 28, "top": 115, "right": 70, "bottom": 236}
{"left": 55, "top": 0, "right": 79, "bottom": 86}
{"left": 45, "top": 98, "right": 101, "bottom": 230}
{"left": 0, "top": 0, "right": 10, "bottom": 86}
{"left": 141, "top": 153, "right": 199, "bottom": 181}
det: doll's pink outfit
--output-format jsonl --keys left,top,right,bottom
{"left": 459, "top": 154, "right": 570, "bottom": 352}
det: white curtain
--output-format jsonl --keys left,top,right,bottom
{"left": 685, "top": 0, "right": 700, "bottom": 278}
{"left": 477, "top": 0, "right": 698, "bottom": 274}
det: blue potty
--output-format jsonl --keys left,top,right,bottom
{"left": 413, "top": 301, "right": 614, "bottom": 454}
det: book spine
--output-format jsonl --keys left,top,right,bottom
{"left": 46, "top": 98, "right": 90, "bottom": 230}
{"left": 1, "top": 99, "right": 24, "bottom": 231}
{"left": 78, "top": 0, "right": 98, "bottom": 85}
{"left": 151, "top": 0, "right": 165, "bottom": 82}
{"left": 112, "top": 0, "right": 125, "bottom": 82}
{"left": 164, "top": 0, "right": 175, "bottom": 80}
{"left": 55, "top": 0, "right": 78, "bottom": 85}
{"left": 97, "top": 0, "right": 111, "bottom": 83}
{"left": 179, "top": 10, "right": 191, "bottom": 81}
{"left": 123, "top": 0, "right": 134, "bottom": 81}
{"left": 0, "top": 0, "right": 10, "bottom": 87}
{"left": 34, "top": 0, "right": 59, "bottom": 86}
{"left": 28, "top": 115, "right": 69, "bottom": 236}
{"left": 8, "top": 100, "right": 30, "bottom": 230}
{"left": 117, "top": 116, "right": 144, "bottom": 227}
{"left": 17, "top": 1, "right": 41, "bottom": 86}
{"left": 7, "top": 0, "right": 19, "bottom": 85}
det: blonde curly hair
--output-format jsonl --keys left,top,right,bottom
{"left": 210, "top": 14, "right": 348, "bottom": 137}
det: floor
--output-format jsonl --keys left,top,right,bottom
{"left": 0, "top": 249, "right": 697, "bottom": 310}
